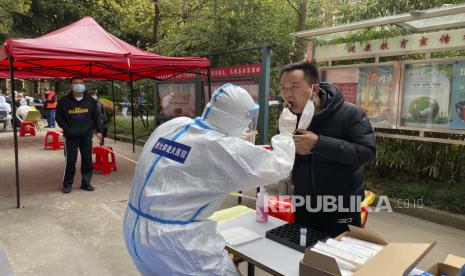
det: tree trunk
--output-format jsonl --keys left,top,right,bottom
{"left": 152, "top": 0, "right": 161, "bottom": 45}
{"left": 182, "top": 0, "right": 189, "bottom": 20}
{"left": 294, "top": 0, "right": 307, "bottom": 62}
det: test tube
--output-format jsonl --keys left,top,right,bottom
{"left": 300, "top": 228, "right": 307, "bottom": 247}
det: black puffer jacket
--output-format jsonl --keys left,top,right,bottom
{"left": 292, "top": 82, "right": 376, "bottom": 237}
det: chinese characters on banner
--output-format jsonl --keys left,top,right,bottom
{"left": 400, "top": 63, "right": 452, "bottom": 129}
{"left": 204, "top": 79, "right": 260, "bottom": 103}
{"left": 202, "top": 65, "right": 261, "bottom": 102}
{"left": 357, "top": 65, "right": 398, "bottom": 128}
{"left": 314, "top": 28, "right": 465, "bottom": 61}
{"left": 158, "top": 64, "right": 262, "bottom": 81}
{"left": 157, "top": 64, "right": 262, "bottom": 119}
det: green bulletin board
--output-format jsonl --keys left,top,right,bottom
{"left": 400, "top": 62, "right": 452, "bottom": 129}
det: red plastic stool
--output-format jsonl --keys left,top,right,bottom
{"left": 44, "top": 131, "right": 64, "bottom": 150}
{"left": 93, "top": 146, "right": 117, "bottom": 175}
{"left": 19, "top": 121, "right": 35, "bottom": 137}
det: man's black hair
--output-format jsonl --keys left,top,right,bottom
{"left": 280, "top": 61, "right": 320, "bottom": 85}
{"left": 69, "top": 77, "right": 84, "bottom": 83}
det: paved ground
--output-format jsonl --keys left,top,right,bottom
{"left": 0, "top": 128, "right": 464, "bottom": 275}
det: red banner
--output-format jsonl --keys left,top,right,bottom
{"left": 158, "top": 64, "right": 262, "bottom": 81}
{"left": 334, "top": 83, "right": 358, "bottom": 104}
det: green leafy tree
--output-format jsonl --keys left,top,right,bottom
{"left": 0, "top": 0, "right": 31, "bottom": 41}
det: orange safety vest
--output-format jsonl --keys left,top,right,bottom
{"left": 43, "top": 91, "right": 57, "bottom": 109}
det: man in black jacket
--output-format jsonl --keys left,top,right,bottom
{"left": 280, "top": 62, "right": 376, "bottom": 237}
{"left": 56, "top": 78, "right": 102, "bottom": 193}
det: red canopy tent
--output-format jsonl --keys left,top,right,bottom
{"left": 0, "top": 16, "right": 209, "bottom": 80}
{"left": 0, "top": 16, "right": 210, "bottom": 208}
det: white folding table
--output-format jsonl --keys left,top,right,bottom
{"left": 217, "top": 209, "right": 425, "bottom": 276}
{"left": 218, "top": 211, "right": 303, "bottom": 276}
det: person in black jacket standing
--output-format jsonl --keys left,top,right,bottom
{"left": 89, "top": 89, "right": 107, "bottom": 145}
{"left": 56, "top": 78, "right": 102, "bottom": 193}
{"left": 280, "top": 62, "right": 376, "bottom": 237}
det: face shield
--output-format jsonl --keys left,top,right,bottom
{"left": 240, "top": 103, "right": 260, "bottom": 144}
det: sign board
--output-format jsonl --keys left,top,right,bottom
{"left": 357, "top": 64, "right": 400, "bottom": 128}
{"left": 315, "top": 28, "right": 465, "bottom": 61}
{"left": 321, "top": 67, "right": 359, "bottom": 104}
{"left": 205, "top": 79, "right": 260, "bottom": 102}
{"left": 321, "top": 62, "right": 400, "bottom": 128}
{"left": 449, "top": 61, "right": 465, "bottom": 130}
{"left": 157, "top": 82, "right": 197, "bottom": 118}
{"left": 158, "top": 64, "right": 262, "bottom": 81}
{"left": 155, "top": 64, "right": 262, "bottom": 120}
{"left": 400, "top": 62, "right": 452, "bottom": 129}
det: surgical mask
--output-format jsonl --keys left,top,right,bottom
{"left": 297, "top": 84, "right": 318, "bottom": 131}
{"left": 297, "top": 99, "right": 314, "bottom": 130}
{"left": 91, "top": 95, "right": 98, "bottom": 100}
{"left": 72, "top": 84, "right": 86, "bottom": 93}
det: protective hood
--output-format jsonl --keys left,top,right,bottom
{"left": 202, "top": 83, "right": 258, "bottom": 138}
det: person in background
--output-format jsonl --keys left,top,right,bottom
{"left": 124, "top": 83, "right": 297, "bottom": 275}
{"left": 16, "top": 89, "right": 25, "bottom": 106}
{"left": 89, "top": 90, "right": 107, "bottom": 145}
{"left": 19, "top": 88, "right": 31, "bottom": 105}
{"left": 16, "top": 99, "right": 30, "bottom": 122}
{"left": 138, "top": 91, "right": 146, "bottom": 117}
{"left": 56, "top": 78, "right": 102, "bottom": 193}
{"left": 121, "top": 97, "right": 129, "bottom": 117}
{"left": 42, "top": 87, "right": 57, "bottom": 128}
{"left": 279, "top": 61, "right": 376, "bottom": 237}
{"left": 0, "top": 95, "right": 12, "bottom": 131}
{"left": 161, "top": 92, "right": 174, "bottom": 117}
{"left": 13, "top": 91, "right": 23, "bottom": 108}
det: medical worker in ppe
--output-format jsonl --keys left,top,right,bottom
{"left": 124, "top": 83, "right": 298, "bottom": 275}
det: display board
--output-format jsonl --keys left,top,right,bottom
{"left": 157, "top": 82, "right": 197, "bottom": 118}
{"left": 155, "top": 64, "right": 262, "bottom": 125}
{"left": 322, "top": 67, "right": 359, "bottom": 104}
{"left": 358, "top": 65, "right": 399, "bottom": 128}
{"left": 321, "top": 62, "right": 399, "bottom": 128}
{"left": 400, "top": 62, "right": 452, "bottom": 129}
{"left": 449, "top": 61, "right": 465, "bottom": 130}
{"left": 204, "top": 78, "right": 260, "bottom": 103}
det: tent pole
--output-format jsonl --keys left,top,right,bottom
{"left": 129, "top": 72, "right": 135, "bottom": 153}
{"left": 111, "top": 80, "right": 117, "bottom": 142}
{"left": 207, "top": 67, "right": 212, "bottom": 100}
{"left": 9, "top": 57, "right": 21, "bottom": 208}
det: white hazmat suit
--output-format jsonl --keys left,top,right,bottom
{"left": 124, "top": 83, "right": 296, "bottom": 275}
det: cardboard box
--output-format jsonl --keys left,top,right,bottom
{"left": 425, "top": 254, "right": 465, "bottom": 276}
{"left": 299, "top": 225, "right": 436, "bottom": 276}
